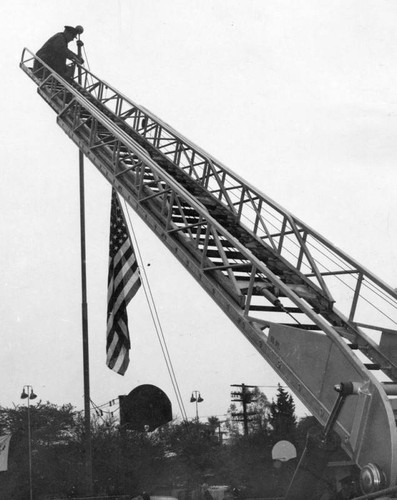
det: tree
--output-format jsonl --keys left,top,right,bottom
{"left": 0, "top": 402, "right": 78, "bottom": 498}
{"left": 248, "top": 387, "right": 271, "bottom": 433}
{"left": 0, "top": 395, "right": 300, "bottom": 500}
{"left": 207, "top": 416, "right": 222, "bottom": 442}
{"left": 268, "top": 385, "right": 297, "bottom": 443}
{"left": 207, "top": 415, "right": 220, "bottom": 430}
{"left": 0, "top": 401, "right": 76, "bottom": 440}
{"left": 158, "top": 420, "right": 221, "bottom": 479}
{"left": 225, "top": 387, "right": 270, "bottom": 439}
{"left": 225, "top": 402, "right": 242, "bottom": 439}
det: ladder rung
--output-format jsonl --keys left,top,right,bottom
{"left": 249, "top": 305, "right": 303, "bottom": 313}
{"left": 364, "top": 363, "right": 381, "bottom": 370}
{"left": 202, "top": 263, "right": 251, "bottom": 272}
{"left": 281, "top": 323, "right": 321, "bottom": 330}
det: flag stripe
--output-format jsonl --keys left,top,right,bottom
{"left": 107, "top": 269, "right": 141, "bottom": 328}
{"left": 110, "top": 269, "right": 141, "bottom": 321}
{"left": 106, "top": 189, "right": 141, "bottom": 375}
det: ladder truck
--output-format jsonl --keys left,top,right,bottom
{"left": 20, "top": 48, "right": 397, "bottom": 499}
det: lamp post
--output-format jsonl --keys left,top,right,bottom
{"left": 190, "top": 390, "right": 204, "bottom": 422}
{"left": 21, "top": 385, "right": 37, "bottom": 500}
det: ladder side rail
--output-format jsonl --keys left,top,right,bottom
{"left": 133, "top": 109, "right": 397, "bottom": 333}
{"left": 19, "top": 48, "right": 396, "bottom": 304}
{"left": 65, "top": 125, "right": 249, "bottom": 312}
{"left": 59, "top": 54, "right": 397, "bottom": 314}
{"left": 133, "top": 109, "right": 397, "bottom": 309}
{"left": 20, "top": 50, "right": 397, "bottom": 353}
{"left": 21, "top": 47, "right": 395, "bottom": 315}
{"left": 43, "top": 61, "right": 347, "bottom": 305}
{"left": 53, "top": 96, "right": 397, "bottom": 382}
{"left": 62, "top": 99, "right": 337, "bottom": 309}
{"left": 100, "top": 91, "right": 241, "bottom": 215}
{"left": 25, "top": 55, "right": 335, "bottom": 314}
{"left": 28, "top": 56, "right": 315, "bottom": 258}
{"left": 21, "top": 49, "right": 397, "bottom": 378}
{"left": 56, "top": 95, "right": 334, "bottom": 314}
{"left": 21, "top": 56, "right": 397, "bottom": 378}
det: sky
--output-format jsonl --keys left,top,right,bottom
{"left": 1, "top": 0, "right": 397, "bottom": 423}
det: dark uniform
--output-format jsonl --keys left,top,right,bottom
{"left": 34, "top": 25, "right": 83, "bottom": 79}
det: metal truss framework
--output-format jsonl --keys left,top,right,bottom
{"left": 21, "top": 49, "right": 397, "bottom": 486}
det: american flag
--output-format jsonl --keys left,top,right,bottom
{"left": 106, "top": 189, "right": 141, "bottom": 375}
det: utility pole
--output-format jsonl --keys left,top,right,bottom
{"left": 230, "top": 383, "right": 257, "bottom": 436}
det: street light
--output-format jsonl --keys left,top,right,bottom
{"left": 21, "top": 385, "right": 37, "bottom": 500}
{"left": 190, "top": 390, "right": 204, "bottom": 422}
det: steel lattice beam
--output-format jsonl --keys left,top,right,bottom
{"left": 20, "top": 48, "right": 397, "bottom": 487}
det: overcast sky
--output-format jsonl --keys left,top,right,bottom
{"left": 1, "top": 0, "right": 397, "bottom": 422}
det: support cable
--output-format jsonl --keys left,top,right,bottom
{"left": 82, "top": 46, "right": 91, "bottom": 73}
{"left": 122, "top": 198, "right": 188, "bottom": 422}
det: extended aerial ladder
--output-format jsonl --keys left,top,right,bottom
{"left": 20, "top": 48, "right": 397, "bottom": 496}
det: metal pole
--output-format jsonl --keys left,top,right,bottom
{"left": 27, "top": 394, "right": 33, "bottom": 500}
{"left": 21, "top": 385, "right": 36, "bottom": 500}
{"left": 77, "top": 35, "right": 93, "bottom": 497}
{"left": 285, "top": 383, "right": 354, "bottom": 500}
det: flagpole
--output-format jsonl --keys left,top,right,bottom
{"left": 77, "top": 35, "right": 93, "bottom": 496}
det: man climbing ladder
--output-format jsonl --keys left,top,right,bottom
{"left": 33, "top": 25, "right": 84, "bottom": 79}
